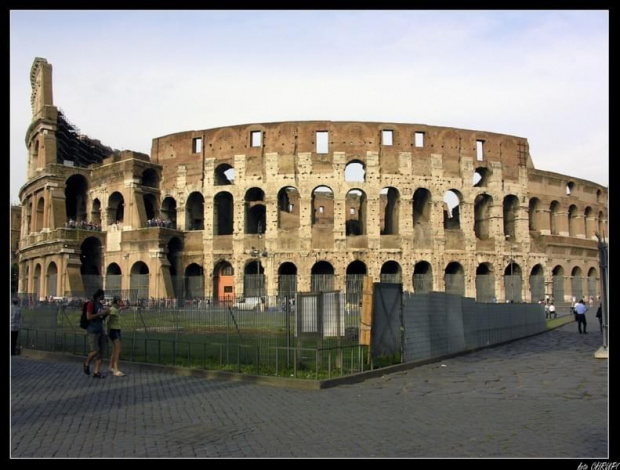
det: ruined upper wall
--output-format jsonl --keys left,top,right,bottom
{"left": 150, "top": 121, "right": 533, "bottom": 181}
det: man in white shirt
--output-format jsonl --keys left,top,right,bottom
{"left": 574, "top": 299, "right": 588, "bottom": 334}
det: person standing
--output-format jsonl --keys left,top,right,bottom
{"left": 83, "top": 289, "right": 110, "bottom": 378}
{"left": 11, "top": 298, "right": 22, "bottom": 355}
{"left": 107, "top": 296, "right": 127, "bottom": 377}
{"left": 549, "top": 302, "right": 556, "bottom": 319}
{"left": 596, "top": 304, "right": 603, "bottom": 333}
{"left": 544, "top": 300, "right": 550, "bottom": 319}
{"left": 574, "top": 298, "right": 588, "bottom": 334}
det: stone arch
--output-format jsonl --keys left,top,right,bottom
{"left": 568, "top": 204, "right": 579, "bottom": 237}
{"left": 587, "top": 267, "right": 598, "bottom": 299}
{"left": 33, "top": 264, "right": 42, "bottom": 300}
{"left": 65, "top": 174, "right": 88, "bottom": 223}
{"left": 346, "top": 189, "right": 367, "bottom": 236}
{"left": 105, "top": 262, "right": 123, "bottom": 296}
{"left": 214, "top": 260, "right": 235, "bottom": 302}
{"left": 380, "top": 187, "right": 400, "bottom": 235}
{"left": 443, "top": 190, "right": 462, "bottom": 230}
{"left": 186, "top": 192, "right": 205, "bottom": 231}
{"left": 184, "top": 263, "right": 204, "bottom": 299}
{"left": 108, "top": 192, "right": 125, "bottom": 224}
{"left": 345, "top": 160, "right": 366, "bottom": 182}
{"left": 245, "top": 188, "right": 266, "bottom": 234}
{"left": 277, "top": 186, "right": 300, "bottom": 230}
{"left": 571, "top": 266, "right": 584, "bottom": 301}
{"left": 528, "top": 197, "right": 542, "bottom": 231}
{"left": 504, "top": 261, "right": 522, "bottom": 302}
{"left": 47, "top": 262, "right": 58, "bottom": 297}
{"left": 278, "top": 262, "right": 298, "bottom": 297}
{"left": 80, "top": 237, "right": 103, "bottom": 297}
{"left": 413, "top": 261, "right": 433, "bottom": 293}
{"left": 473, "top": 167, "right": 491, "bottom": 187}
{"left": 35, "top": 196, "right": 45, "bottom": 232}
{"left": 529, "top": 264, "right": 545, "bottom": 302}
{"left": 584, "top": 206, "right": 594, "bottom": 239}
{"left": 130, "top": 261, "right": 150, "bottom": 302}
{"left": 143, "top": 193, "right": 158, "bottom": 223}
{"left": 312, "top": 186, "right": 334, "bottom": 226}
{"left": 474, "top": 193, "right": 493, "bottom": 240}
{"left": 503, "top": 194, "right": 519, "bottom": 239}
{"left": 214, "top": 191, "right": 234, "bottom": 235}
{"left": 214, "top": 163, "right": 235, "bottom": 185}
{"left": 444, "top": 262, "right": 465, "bottom": 296}
{"left": 244, "top": 258, "right": 265, "bottom": 297}
{"left": 161, "top": 196, "right": 177, "bottom": 229}
{"left": 475, "top": 262, "right": 495, "bottom": 302}
{"left": 91, "top": 198, "right": 102, "bottom": 226}
{"left": 311, "top": 260, "right": 335, "bottom": 292}
{"left": 380, "top": 260, "right": 402, "bottom": 284}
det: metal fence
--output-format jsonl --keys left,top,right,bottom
{"left": 16, "top": 292, "right": 367, "bottom": 380}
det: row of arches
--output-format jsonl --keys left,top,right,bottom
{"left": 23, "top": 247, "right": 600, "bottom": 304}
{"left": 23, "top": 173, "right": 605, "bottom": 241}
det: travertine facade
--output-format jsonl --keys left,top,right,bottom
{"left": 17, "top": 58, "right": 608, "bottom": 303}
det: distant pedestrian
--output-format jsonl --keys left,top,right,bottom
{"left": 11, "top": 298, "right": 22, "bottom": 355}
{"left": 83, "top": 289, "right": 110, "bottom": 378}
{"left": 549, "top": 302, "right": 557, "bottom": 319}
{"left": 574, "top": 299, "right": 588, "bottom": 334}
{"left": 107, "top": 296, "right": 127, "bottom": 377}
{"left": 596, "top": 304, "right": 603, "bottom": 333}
{"left": 544, "top": 301, "right": 550, "bottom": 319}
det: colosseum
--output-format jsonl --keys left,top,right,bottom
{"left": 17, "top": 57, "right": 608, "bottom": 305}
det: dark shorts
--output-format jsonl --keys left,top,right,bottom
{"left": 109, "top": 329, "right": 122, "bottom": 341}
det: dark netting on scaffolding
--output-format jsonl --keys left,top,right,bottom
{"left": 56, "top": 109, "right": 117, "bottom": 167}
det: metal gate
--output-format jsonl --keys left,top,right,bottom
{"left": 371, "top": 283, "right": 402, "bottom": 359}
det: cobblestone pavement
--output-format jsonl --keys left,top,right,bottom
{"left": 11, "top": 323, "right": 608, "bottom": 458}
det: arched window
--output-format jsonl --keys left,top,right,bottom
{"left": 504, "top": 262, "right": 522, "bottom": 302}
{"left": 528, "top": 198, "right": 542, "bottom": 231}
{"left": 473, "top": 167, "right": 491, "bottom": 187}
{"left": 380, "top": 187, "right": 400, "bottom": 235}
{"left": 346, "top": 189, "right": 366, "bottom": 236}
{"left": 47, "top": 262, "right": 58, "bottom": 297}
{"left": 161, "top": 197, "right": 177, "bottom": 229}
{"left": 474, "top": 194, "right": 493, "bottom": 240}
{"left": 311, "top": 186, "right": 334, "bottom": 226}
{"left": 529, "top": 264, "right": 545, "bottom": 302}
{"left": 413, "top": 261, "right": 433, "bottom": 293}
{"left": 311, "top": 261, "right": 335, "bottom": 292}
{"left": 503, "top": 195, "right": 519, "bottom": 239}
{"left": 214, "top": 192, "right": 233, "bottom": 235}
{"left": 568, "top": 205, "right": 579, "bottom": 237}
{"left": 345, "top": 160, "right": 366, "bottom": 182}
{"left": 443, "top": 190, "right": 462, "bottom": 230}
{"left": 105, "top": 263, "right": 122, "bottom": 296}
{"left": 141, "top": 168, "right": 159, "bottom": 188}
{"left": 571, "top": 266, "right": 583, "bottom": 301}
{"left": 108, "top": 192, "right": 125, "bottom": 224}
{"left": 130, "top": 261, "right": 149, "bottom": 302}
{"left": 584, "top": 207, "right": 593, "bottom": 239}
{"left": 475, "top": 263, "right": 495, "bottom": 302}
{"left": 65, "top": 174, "right": 88, "bottom": 223}
{"left": 277, "top": 187, "right": 300, "bottom": 230}
{"left": 444, "top": 262, "right": 465, "bottom": 296}
{"left": 245, "top": 188, "right": 266, "bottom": 234}
{"left": 186, "top": 192, "right": 205, "bottom": 231}
{"left": 214, "top": 164, "right": 235, "bottom": 185}
{"left": 380, "top": 261, "right": 402, "bottom": 284}
{"left": 552, "top": 266, "right": 565, "bottom": 304}
{"left": 278, "top": 262, "right": 298, "bottom": 297}
{"left": 35, "top": 197, "right": 45, "bottom": 232}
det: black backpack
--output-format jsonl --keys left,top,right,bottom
{"left": 80, "top": 301, "right": 92, "bottom": 329}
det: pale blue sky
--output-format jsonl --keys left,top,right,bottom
{"left": 10, "top": 10, "right": 609, "bottom": 203}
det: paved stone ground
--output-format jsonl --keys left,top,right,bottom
{"left": 10, "top": 323, "right": 608, "bottom": 458}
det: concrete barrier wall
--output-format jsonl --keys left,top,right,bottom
{"left": 403, "top": 293, "right": 546, "bottom": 363}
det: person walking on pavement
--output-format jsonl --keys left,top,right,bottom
{"left": 549, "top": 302, "right": 556, "bottom": 319}
{"left": 11, "top": 298, "right": 22, "bottom": 355}
{"left": 107, "top": 296, "right": 127, "bottom": 377}
{"left": 596, "top": 303, "right": 603, "bottom": 333}
{"left": 83, "top": 289, "right": 110, "bottom": 378}
{"left": 574, "top": 298, "right": 588, "bottom": 334}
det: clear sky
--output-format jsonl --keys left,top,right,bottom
{"left": 9, "top": 10, "right": 609, "bottom": 204}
